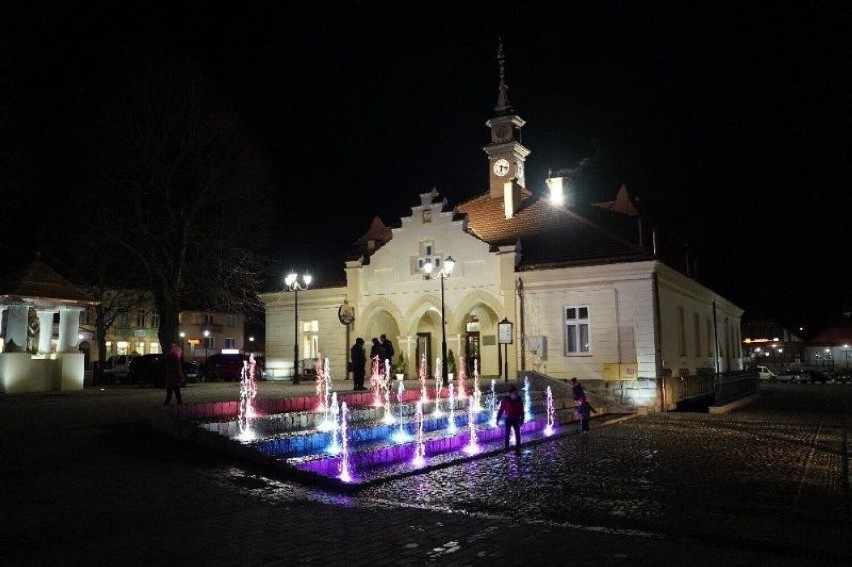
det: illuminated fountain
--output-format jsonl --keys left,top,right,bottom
{"left": 338, "top": 402, "right": 352, "bottom": 482}
{"left": 237, "top": 355, "right": 258, "bottom": 438}
{"left": 314, "top": 355, "right": 326, "bottom": 411}
{"left": 488, "top": 379, "right": 498, "bottom": 425}
{"left": 447, "top": 384, "right": 458, "bottom": 434}
{"left": 523, "top": 375, "right": 532, "bottom": 418}
{"left": 544, "top": 386, "right": 555, "bottom": 436}
{"left": 433, "top": 358, "right": 443, "bottom": 417}
{"left": 172, "top": 362, "right": 598, "bottom": 491}
{"left": 370, "top": 355, "right": 384, "bottom": 408}
{"left": 462, "top": 395, "right": 480, "bottom": 455}
{"left": 391, "top": 380, "right": 412, "bottom": 443}
{"left": 418, "top": 353, "right": 429, "bottom": 403}
{"left": 456, "top": 358, "right": 467, "bottom": 400}
{"left": 316, "top": 358, "right": 336, "bottom": 432}
{"left": 472, "top": 360, "right": 483, "bottom": 412}
{"left": 412, "top": 401, "right": 426, "bottom": 467}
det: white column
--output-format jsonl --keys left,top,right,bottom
{"left": 57, "top": 307, "right": 84, "bottom": 353}
{"left": 37, "top": 309, "right": 58, "bottom": 354}
{"left": 4, "top": 304, "right": 29, "bottom": 351}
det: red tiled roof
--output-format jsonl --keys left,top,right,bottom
{"left": 456, "top": 192, "right": 651, "bottom": 269}
{"left": 808, "top": 316, "right": 852, "bottom": 345}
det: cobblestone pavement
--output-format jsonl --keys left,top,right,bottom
{"left": 1, "top": 380, "right": 849, "bottom": 566}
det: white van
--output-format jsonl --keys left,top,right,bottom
{"left": 756, "top": 365, "right": 776, "bottom": 381}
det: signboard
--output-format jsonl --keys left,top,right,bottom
{"left": 338, "top": 301, "right": 355, "bottom": 325}
{"left": 603, "top": 363, "right": 638, "bottom": 380}
{"left": 497, "top": 317, "right": 513, "bottom": 344}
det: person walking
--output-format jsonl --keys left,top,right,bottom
{"left": 163, "top": 343, "right": 184, "bottom": 406}
{"left": 496, "top": 384, "right": 525, "bottom": 451}
{"left": 350, "top": 337, "right": 367, "bottom": 391}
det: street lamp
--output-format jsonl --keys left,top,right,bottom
{"left": 285, "top": 272, "right": 312, "bottom": 384}
{"left": 421, "top": 255, "right": 456, "bottom": 386}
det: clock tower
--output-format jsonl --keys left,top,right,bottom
{"left": 483, "top": 40, "right": 530, "bottom": 202}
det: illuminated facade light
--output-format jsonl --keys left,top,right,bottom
{"left": 546, "top": 176, "right": 565, "bottom": 206}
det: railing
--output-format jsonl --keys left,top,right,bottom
{"left": 662, "top": 370, "right": 759, "bottom": 409}
{"left": 714, "top": 371, "right": 759, "bottom": 405}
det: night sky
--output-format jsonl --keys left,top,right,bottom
{"left": 2, "top": 1, "right": 849, "bottom": 335}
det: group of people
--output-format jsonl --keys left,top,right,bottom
{"left": 348, "top": 334, "right": 394, "bottom": 391}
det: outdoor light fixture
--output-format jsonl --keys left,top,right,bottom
{"left": 421, "top": 255, "right": 455, "bottom": 386}
{"left": 285, "top": 272, "right": 312, "bottom": 384}
{"left": 546, "top": 176, "right": 565, "bottom": 206}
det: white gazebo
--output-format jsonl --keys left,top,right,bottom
{"left": 0, "top": 259, "right": 97, "bottom": 393}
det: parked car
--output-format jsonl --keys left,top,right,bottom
{"left": 756, "top": 365, "right": 776, "bottom": 382}
{"left": 128, "top": 354, "right": 189, "bottom": 388}
{"left": 102, "top": 354, "right": 136, "bottom": 383}
{"left": 775, "top": 369, "right": 803, "bottom": 383}
{"left": 182, "top": 360, "right": 200, "bottom": 383}
{"left": 201, "top": 353, "right": 264, "bottom": 382}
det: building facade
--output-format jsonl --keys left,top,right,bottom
{"left": 262, "top": 49, "right": 743, "bottom": 408}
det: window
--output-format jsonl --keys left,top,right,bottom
{"left": 301, "top": 320, "right": 319, "bottom": 360}
{"left": 203, "top": 336, "right": 215, "bottom": 349}
{"left": 151, "top": 311, "right": 160, "bottom": 329}
{"left": 693, "top": 312, "right": 701, "bottom": 357}
{"left": 203, "top": 313, "right": 215, "bottom": 326}
{"left": 227, "top": 315, "right": 236, "bottom": 327}
{"left": 677, "top": 306, "right": 686, "bottom": 356}
{"left": 224, "top": 338, "right": 236, "bottom": 350}
{"left": 564, "top": 306, "right": 590, "bottom": 355}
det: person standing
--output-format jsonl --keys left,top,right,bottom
{"left": 370, "top": 337, "right": 384, "bottom": 365}
{"left": 163, "top": 343, "right": 184, "bottom": 406}
{"left": 350, "top": 337, "right": 366, "bottom": 391}
{"left": 496, "top": 385, "right": 525, "bottom": 451}
{"left": 570, "top": 376, "right": 585, "bottom": 401}
{"left": 380, "top": 334, "right": 394, "bottom": 367}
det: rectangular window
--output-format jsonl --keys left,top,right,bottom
{"left": 224, "top": 338, "right": 236, "bottom": 350}
{"left": 693, "top": 312, "right": 701, "bottom": 357}
{"left": 564, "top": 306, "right": 590, "bottom": 355}
{"left": 677, "top": 306, "right": 686, "bottom": 356}
{"left": 151, "top": 311, "right": 160, "bottom": 329}
{"left": 136, "top": 310, "right": 146, "bottom": 328}
{"left": 301, "top": 320, "right": 319, "bottom": 360}
{"left": 227, "top": 315, "right": 236, "bottom": 327}
{"left": 203, "top": 313, "right": 214, "bottom": 326}
{"left": 203, "top": 336, "right": 215, "bottom": 349}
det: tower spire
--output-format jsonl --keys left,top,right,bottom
{"left": 495, "top": 37, "right": 512, "bottom": 114}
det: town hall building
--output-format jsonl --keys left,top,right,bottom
{"left": 262, "top": 48, "right": 743, "bottom": 409}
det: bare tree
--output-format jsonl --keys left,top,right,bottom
{"left": 77, "top": 50, "right": 273, "bottom": 352}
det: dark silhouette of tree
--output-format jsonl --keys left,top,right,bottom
{"left": 74, "top": 49, "right": 273, "bottom": 353}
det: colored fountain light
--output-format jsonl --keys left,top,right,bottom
{"left": 462, "top": 396, "right": 480, "bottom": 455}
{"left": 456, "top": 357, "right": 467, "bottom": 400}
{"left": 447, "top": 384, "right": 457, "bottom": 434}
{"left": 314, "top": 355, "right": 325, "bottom": 411}
{"left": 412, "top": 401, "right": 426, "bottom": 467}
{"left": 544, "top": 386, "right": 555, "bottom": 436}
{"left": 316, "top": 358, "right": 337, "bottom": 432}
{"left": 523, "top": 375, "right": 532, "bottom": 418}
{"left": 433, "top": 359, "right": 443, "bottom": 417}
{"left": 236, "top": 354, "right": 259, "bottom": 440}
{"left": 488, "top": 379, "right": 498, "bottom": 426}
{"left": 419, "top": 353, "right": 429, "bottom": 403}
{"left": 370, "top": 355, "right": 384, "bottom": 407}
{"left": 391, "top": 381, "right": 412, "bottom": 443}
{"left": 327, "top": 393, "right": 341, "bottom": 454}
{"left": 472, "top": 360, "right": 483, "bottom": 412}
{"left": 338, "top": 402, "right": 352, "bottom": 482}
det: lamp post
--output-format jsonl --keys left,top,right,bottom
{"left": 285, "top": 272, "right": 312, "bottom": 384}
{"left": 422, "top": 256, "right": 455, "bottom": 386}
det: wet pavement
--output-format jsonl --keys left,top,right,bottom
{"left": 1, "top": 380, "right": 850, "bottom": 566}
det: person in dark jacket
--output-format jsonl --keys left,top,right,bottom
{"left": 379, "top": 334, "right": 394, "bottom": 366}
{"left": 369, "top": 338, "right": 384, "bottom": 365}
{"left": 570, "top": 376, "right": 585, "bottom": 401}
{"left": 496, "top": 385, "right": 525, "bottom": 450}
{"left": 163, "top": 343, "right": 184, "bottom": 406}
{"left": 575, "top": 394, "right": 597, "bottom": 432}
{"left": 350, "top": 337, "right": 367, "bottom": 391}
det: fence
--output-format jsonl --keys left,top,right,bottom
{"left": 662, "top": 370, "right": 759, "bottom": 409}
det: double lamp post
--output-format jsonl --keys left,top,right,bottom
{"left": 421, "top": 255, "right": 455, "bottom": 386}
{"left": 285, "top": 272, "right": 311, "bottom": 384}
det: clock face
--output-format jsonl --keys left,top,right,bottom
{"left": 493, "top": 158, "right": 510, "bottom": 177}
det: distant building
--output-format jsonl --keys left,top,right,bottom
{"left": 741, "top": 318, "right": 804, "bottom": 371}
{"left": 261, "top": 46, "right": 743, "bottom": 408}
{"left": 804, "top": 315, "right": 852, "bottom": 369}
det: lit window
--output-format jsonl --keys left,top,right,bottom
{"left": 564, "top": 306, "right": 590, "bottom": 355}
{"left": 301, "top": 319, "right": 319, "bottom": 359}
